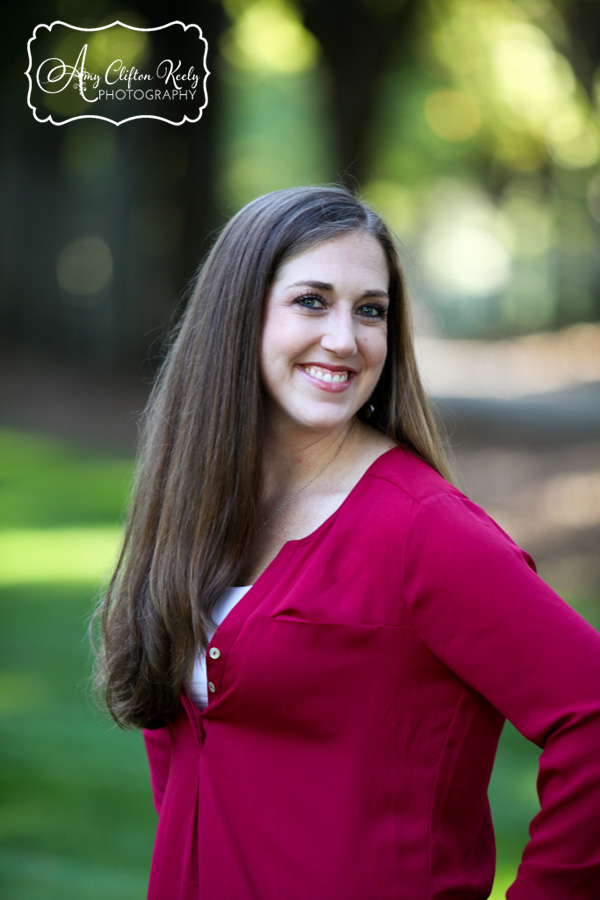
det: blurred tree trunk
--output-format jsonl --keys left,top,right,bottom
{"left": 563, "top": 0, "right": 600, "bottom": 96}
{"left": 119, "top": 0, "right": 231, "bottom": 366}
{"left": 132, "top": 0, "right": 230, "bottom": 272}
{"left": 300, "top": 0, "right": 420, "bottom": 185}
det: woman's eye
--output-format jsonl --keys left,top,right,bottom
{"left": 358, "top": 304, "right": 387, "bottom": 319}
{"left": 294, "top": 294, "right": 326, "bottom": 309}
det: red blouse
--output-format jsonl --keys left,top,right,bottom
{"left": 143, "top": 446, "right": 600, "bottom": 899}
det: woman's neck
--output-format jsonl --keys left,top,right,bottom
{"left": 260, "top": 418, "right": 357, "bottom": 506}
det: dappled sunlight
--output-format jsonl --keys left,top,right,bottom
{"left": 424, "top": 89, "right": 482, "bottom": 141}
{"left": 416, "top": 180, "right": 514, "bottom": 310}
{"left": 87, "top": 18, "right": 150, "bottom": 72}
{"left": 364, "top": 181, "right": 415, "bottom": 236}
{"left": 221, "top": 0, "right": 319, "bottom": 74}
{"left": 409, "top": 0, "right": 600, "bottom": 331}
{"left": 422, "top": 216, "right": 512, "bottom": 298}
{"left": 211, "top": 0, "right": 599, "bottom": 340}
{"left": 491, "top": 22, "right": 575, "bottom": 125}
{"left": 425, "top": 0, "right": 599, "bottom": 171}
{"left": 546, "top": 110, "right": 600, "bottom": 169}
{"left": 0, "top": 526, "right": 122, "bottom": 586}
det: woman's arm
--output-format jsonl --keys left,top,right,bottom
{"left": 403, "top": 492, "right": 600, "bottom": 899}
{"left": 143, "top": 726, "right": 173, "bottom": 816}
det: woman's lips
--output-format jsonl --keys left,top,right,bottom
{"left": 297, "top": 364, "right": 356, "bottom": 392}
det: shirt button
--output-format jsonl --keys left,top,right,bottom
{"left": 209, "top": 647, "right": 221, "bottom": 659}
{"left": 208, "top": 682, "right": 216, "bottom": 694}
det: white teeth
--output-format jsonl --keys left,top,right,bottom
{"left": 305, "top": 366, "right": 349, "bottom": 383}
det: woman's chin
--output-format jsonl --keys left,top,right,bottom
{"left": 265, "top": 398, "right": 361, "bottom": 437}
{"left": 290, "top": 413, "right": 357, "bottom": 435}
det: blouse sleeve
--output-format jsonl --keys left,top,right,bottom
{"left": 402, "top": 492, "right": 600, "bottom": 899}
{"left": 143, "top": 726, "right": 172, "bottom": 816}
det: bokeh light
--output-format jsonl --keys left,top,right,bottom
{"left": 56, "top": 236, "right": 113, "bottom": 299}
{"left": 86, "top": 19, "right": 150, "bottom": 72}
{"left": 424, "top": 90, "right": 482, "bottom": 141}
{"left": 546, "top": 111, "right": 600, "bottom": 169}
{"left": 420, "top": 185, "right": 512, "bottom": 299}
{"left": 221, "top": 0, "right": 319, "bottom": 74}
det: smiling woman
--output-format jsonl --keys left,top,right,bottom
{"left": 260, "top": 232, "right": 390, "bottom": 435}
{"left": 94, "top": 185, "right": 600, "bottom": 900}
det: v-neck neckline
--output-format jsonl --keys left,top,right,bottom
{"left": 276, "top": 444, "right": 401, "bottom": 548}
{"left": 205, "top": 445, "right": 402, "bottom": 657}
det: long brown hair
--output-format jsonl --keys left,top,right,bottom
{"left": 94, "top": 185, "right": 451, "bottom": 729}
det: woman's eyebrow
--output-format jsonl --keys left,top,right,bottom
{"left": 287, "top": 279, "right": 389, "bottom": 299}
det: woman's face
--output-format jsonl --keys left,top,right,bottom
{"left": 260, "top": 230, "right": 390, "bottom": 435}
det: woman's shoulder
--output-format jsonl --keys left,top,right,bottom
{"left": 366, "top": 443, "right": 461, "bottom": 506}
{"left": 364, "top": 444, "right": 530, "bottom": 564}
{"left": 343, "top": 430, "right": 506, "bottom": 550}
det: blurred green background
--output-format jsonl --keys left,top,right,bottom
{"left": 2, "top": 0, "right": 600, "bottom": 897}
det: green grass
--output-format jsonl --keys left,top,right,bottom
{"left": 0, "top": 587, "right": 154, "bottom": 900}
{"left": 0, "top": 428, "right": 594, "bottom": 898}
{"left": 0, "top": 430, "right": 153, "bottom": 900}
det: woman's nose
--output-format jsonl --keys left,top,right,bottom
{"left": 319, "top": 309, "right": 358, "bottom": 357}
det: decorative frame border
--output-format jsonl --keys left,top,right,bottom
{"left": 25, "top": 20, "right": 210, "bottom": 126}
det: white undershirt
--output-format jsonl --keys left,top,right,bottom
{"left": 187, "top": 585, "right": 253, "bottom": 709}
